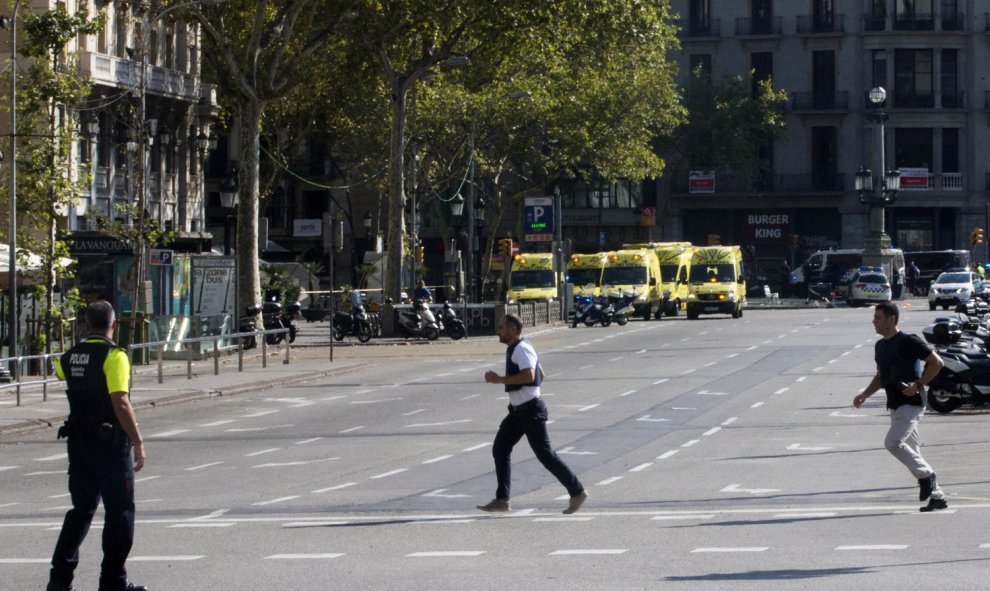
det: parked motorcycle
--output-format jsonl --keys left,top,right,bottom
{"left": 332, "top": 304, "right": 373, "bottom": 343}
{"left": 441, "top": 303, "right": 466, "bottom": 340}
{"left": 396, "top": 300, "right": 440, "bottom": 340}
{"left": 922, "top": 319, "right": 990, "bottom": 413}
{"left": 239, "top": 305, "right": 261, "bottom": 350}
{"left": 610, "top": 289, "right": 637, "bottom": 326}
{"left": 577, "top": 294, "right": 614, "bottom": 327}
{"left": 261, "top": 300, "right": 300, "bottom": 344}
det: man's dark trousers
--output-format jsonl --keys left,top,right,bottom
{"left": 492, "top": 397, "right": 583, "bottom": 499}
{"left": 50, "top": 435, "right": 135, "bottom": 591}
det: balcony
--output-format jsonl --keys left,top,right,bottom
{"left": 670, "top": 172, "right": 845, "bottom": 194}
{"left": 942, "top": 12, "right": 966, "bottom": 31}
{"left": 891, "top": 92, "right": 934, "bottom": 109}
{"left": 735, "top": 17, "right": 782, "bottom": 37}
{"left": 790, "top": 91, "right": 850, "bottom": 111}
{"left": 941, "top": 91, "right": 966, "bottom": 109}
{"left": 894, "top": 13, "right": 935, "bottom": 31}
{"left": 900, "top": 173, "right": 963, "bottom": 191}
{"left": 796, "top": 14, "right": 845, "bottom": 35}
{"left": 677, "top": 18, "right": 720, "bottom": 39}
{"left": 77, "top": 51, "right": 201, "bottom": 102}
{"left": 864, "top": 13, "right": 886, "bottom": 31}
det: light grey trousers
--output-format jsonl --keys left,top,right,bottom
{"left": 885, "top": 403, "right": 944, "bottom": 500}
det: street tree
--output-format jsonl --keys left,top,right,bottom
{"left": 189, "top": 0, "right": 359, "bottom": 314}
{"left": 12, "top": 5, "right": 100, "bottom": 354}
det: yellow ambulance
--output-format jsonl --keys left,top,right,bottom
{"left": 566, "top": 252, "right": 608, "bottom": 297}
{"left": 602, "top": 249, "right": 661, "bottom": 320}
{"left": 655, "top": 244, "right": 693, "bottom": 316}
{"left": 507, "top": 252, "right": 557, "bottom": 302}
{"left": 685, "top": 245, "right": 746, "bottom": 319}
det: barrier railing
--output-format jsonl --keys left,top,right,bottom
{"left": 0, "top": 327, "right": 290, "bottom": 406}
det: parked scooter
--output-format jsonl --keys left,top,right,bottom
{"left": 396, "top": 300, "right": 440, "bottom": 340}
{"left": 576, "top": 294, "right": 614, "bottom": 327}
{"left": 441, "top": 303, "right": 466, "bottom": 340}
{"left": 922, "top": 319, "right": 990, "bottom": 413}
{"left": 332, "top": 304, "right": 373, "bottom": 343}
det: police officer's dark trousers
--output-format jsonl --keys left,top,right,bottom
{"left": 492, "top": 397, "right": 584, "bottom": 500}
{"left": 50, "top": 433, "right": 135, "bottom": 591}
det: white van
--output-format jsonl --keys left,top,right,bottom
{"left": 793, "top": 248, "right": 906, "bottom": 299}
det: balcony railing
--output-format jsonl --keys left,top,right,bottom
{"left": 796, "top": 14, "right": 845, "bottom": 34}
{"left": 670, "top": 172, "right": 844, "bottom": 194}
{"left": 892, "top": 92, "right": 934, "bottom": 109}
{"left": 77, "top": 51, "right": 201, "bottom": 102}
{"left": 790, "top": 91, "right": 850, "bottom": 111}
{"left": 942, "top": 12, "right": 965, "bottom": 31}
{"left": 899, "top": 173, "right": 963, "bottom": 191}
{"left": 894, "top": 13, "right": 935, "bottom": 31}
{"left": 677, "top": 18, "right": 720, "bottom": 38}
{"left": 735, "top": 17, "right": 782, "bottom": 36}
{"left": 864, "top": 13, "right": 886, "bottom": 31}
{"left": 942, "top": 91, "right": 966, "bottom": 109}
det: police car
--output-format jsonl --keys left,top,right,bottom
{"left": 928, "top": 270, "right": 979, "bottom": 310}
{"left": 845, "top": 266, "right": 892, "bottom": 307}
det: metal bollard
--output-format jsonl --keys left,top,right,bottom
{"left": 157, "top": 346, "right": 164, "bottom": 384}
{"left": 42, "top": 355, "right": 49, "bottom": 402}
{"left": 186, "top": 343, "right": 194, "bottom": 379}
{"left": 15, "top": 358, "right": 22, "bottom": 407}
{"left": 214, "top": 339, "right": 220, "bottom": 375}
{"left": 238, "top": 339, "right": 244, "bottom": 372}
{"left": 261, "top": 334, "right": 268, "bottom": 368}
{"left": 284, "top": 336, "right": 291, "bottom": 365}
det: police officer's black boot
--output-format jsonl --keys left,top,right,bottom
{"left": 46, "top": 581, "right": 74, "bottom": 591}
{"left": 98, "top": 584, "right": 148, "bottom": 591}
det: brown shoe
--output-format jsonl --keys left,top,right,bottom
{"left": 563, "top": 490, "right": 589, "bottom": 514}
{"left": 477, "top": 498, "right": 511, "bottom": 512}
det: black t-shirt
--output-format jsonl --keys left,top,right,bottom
{"left": 874, "top": 331, "right": 933, "bottom": 409}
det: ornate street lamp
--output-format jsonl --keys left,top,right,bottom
{"left": 859, "top": 86, "right": 898, "bottom": 270}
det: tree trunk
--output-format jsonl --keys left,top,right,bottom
{"left": 385, "top": 81, "right": 409, "bottom": 301}
{"left": 236, "top": 100, "right": 264, "bottom": 315}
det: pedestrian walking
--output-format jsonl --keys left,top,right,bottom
{"left": 478, "top": 313, "right": 588, "bottom": 514}
{"left": 907, "top": 260, "right": 920, "bottom": 296}
{"left": 47, "top": 301, "right": 147, "bottom": 591}
{"left": 852, "top": 302, "right": 948, "bottom": 512}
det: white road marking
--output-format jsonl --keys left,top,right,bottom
{"left": 226, "top": 424, "right": 294, "bottom": 433}
{"left": 422, "top": 489, "right": 470, "bottom": 499}
{"left": 350, "top": 398, "right": 403, "bottom": 404}
{"left": 403, "top": 409, "right": 425, "bottom": 416}
{"left": 750, "top": 401, "right": 765, "bottom": 408}
{"left": 459, "top": 394, "right": 481, "bottom": 400}
{"left": 979, "top": 544, "right": 990, "bottom": 549}
{"left": 200, "top": 420, "right": 236, "bottom": 427}
{"left": 312, "top": 482, "right": 357, "bottom": 494}
{"left": 746, "top": 345, "right": 757, "bottom": 351}
{"left": 185, "top": 462, "right": 224, "bottom": 471}
{"left": 422, "top": 455, "right": 453, "bottom": 464}
{"left": 703, "top": 427, "right": 721, "bottom": 436}
{"left": 721, "top": 417, "right": 738, "bottom": 426}
{"left": 282, "top": 521, "right": 350, "bottom": 528}
{"left": 295, "top": 437, "right": 324, "bottom": 445}
{"left": 463, "top": 443, "right": 490, "bottom": 452}
{"left": 577, "top": 404, "right": 599, "bottom": 412}
{"left": 796, "top": 376, "right": 807, "bottom": 382}
{"left": 0, "top": 558, "right": 51, "bottom": 563}
{"left": 652, "top": 379, "right": 669, "bottom": 385}
{"left": 681, "top": 439, "right": 700, "bottom": 447}
{"left": 775, "top": 512, "right": 836, "bottom": 519}
{"left": 680, "top": 368, "right": 696, "bottom": 375}
{"left": 693, "top": 547, "right": 768, "bottom": 553}
{"left": 34, "top": 453, "right": 68, "bottom": 462}
{"left": 550, "top": 549, "right": 627, "bottom": 555}
{"left": 629, "top": 463, "right": 653, "bottom": 472}
{"left": 774, "top": 387, "right": 789, "bottom": 394}
{"left": 370, "top": 468, "right": 408, "bottom": 479}
{"left": 813, "top": 366, "right": 824, "bottom": 372}
{"left": 830, "top": 411, "right": 865, "bottom": 418}
{"left": 252, "top": 496, "right": 300, "bottom": 506}
{"left": 245, "top": 448, "right": 279, "bottom": 457}
{"left": 836, "top": 545, "right": 908, "bottom": 551}
{"left": 674, "top": 407, "right": 697, "bottom": 410}
{"left": 610, "top": 357, "right": 623, "bottom": 362}
{"left": 266, "top": 553, "right": 344, "bottom": 559}
{"left": 0, "top": 466, "right": 19, "bottom": 472}
{"left": 636, "top": 349, "right": 647, "bottom": 354}
{"left": 407, "top": 551, "right": 485, "bottom": 557}
{"left": 558, "top": 447, "right": 597, "bottom": 456}
{"left": 536, "top": 517, "right": 593, "bottom": 522}
{"left": 721, "top": 483, "right": 781, "bottom": 495}
{"left": 579, "top": 365, "right": 594, "bottom": 370}
{"left": 241, "top": 410, "right": 279, "bottom": 418}
{"left": 787, "top": 443, "right": 834, "bottom": 451}
{"left": 135, "top": 475, "right": 160, "bottom": 483}
{"left": 657, "top": 450, "right": 679, "bottom": 459}
{"left": 703, "top": 361, "right": 717, "bottom": 367}
{"left": 353, "top": 389, "right": 375, "bottom": 395}
{"left": 168, "top": 523, "right": 234, "bottom": 528}
{"left": 24, "top": 470, "right": 63, "bottom": 476}
{"left": 46, "top": 493, "right": 71, "bottom": 499}
{"left": 726, "top": 353, "right": 738, "bottom": 359}
{"left": 596, "top": 476, "right": 623, "bottom": 485}
{"left": 0, "top": 502, "right": 20, "bottom": 508}
{"left": 619, "top": 390, "right": 637, "bottom": 397}
{"left": 254, "top": 458, "right": 338, "bottom": 468}
{"left": 339, "top": 426, "right": 365, "bottom": 433}
{"left": 406, "top": 419, "right": 472, "bottom": 428}
{"left": 637, "top": 415, "right": 670, "bottom": 422}
{"left": 129, "top": 555, "right": 204, "bottom": 561}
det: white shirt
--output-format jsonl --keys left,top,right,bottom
{"left": 508, "top": 339, "right": 541, "bottom": 407}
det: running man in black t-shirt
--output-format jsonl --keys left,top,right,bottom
{"left": 853, "top": 302, "right": 948, "bottom": 512}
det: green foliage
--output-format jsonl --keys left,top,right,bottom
{"left": 260, "top": 263, "right": 302, "bottom": 303}
{"left": 661, "top": 68, "right": 790, "bottom": 189}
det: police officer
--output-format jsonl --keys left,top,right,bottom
{"left": 47, "top": 301, "right": 147, "bottom": 591}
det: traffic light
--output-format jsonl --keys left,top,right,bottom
{"left": 415, "top": 245, "right": 425, "bottom": 263}
{"left": 499, "top": 238, "right": 512, "bottom": 257}
{"left": 973, "top": 227, "right": 985, "bottom": 246}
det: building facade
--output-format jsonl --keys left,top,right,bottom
{"left": 666, "top": 0, "right": 990, "bottom": 272}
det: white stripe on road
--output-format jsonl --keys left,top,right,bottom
{"left": 406, "top": 420, "right": 472, "bottom": 428}
{"left": 629, "top": 463, "right": 653, "bottom": 472}
{"left": 619, "top": 390, "right": 637, "bottom": 397}
{"left": 836, "top": 545, "right": 908, "bottom": 551}
{"left": 657, "top": 450, "right": 679, "bottom": 459}
{"left": 692, "top": 547, "right": 768, "bottom": 553}
{"left": 295, "top": 438, "right": 324, "bottom": 445}
{"left": 135, "top": 475, "right": 160, "bottom": 483}
{"left": 0, "top": 558, "right": 50, "bottom": 563}
{"left": 577, "top": 404, "right": 599, "bottom": 412}
{"left": 370, "top": 469, "right": 408, "bottom": 479}
{"left": 751, "top": 402, "right": 765, "bottom": 408}
{"left": 129, "top": 555, "right": 204, "bottom": 561}
{"left": 702, "top": 427, "right": 721, "bottom": 436}
{"left": 200, "top": 420, "right": 236, "bottom": 427}
{"left": 403, "top": 409, "right": 425, "bottom": 416}
{"left": 168, "top": 523, "right": 234, "bottom": 528}
{"left": 245, "top": 448, "right": 279, "bottom": 457}
{"left": 252, "top": 496, "right": 300, "bottom": 506}
{"left": 339, "top": 426, "right": 365, "bottom": 434}
{"left": 774, "top": 387, "right": 789, "bottom": 394}
{"left": 721, "top": 417, "right": 738, "bottom": 426}
{"left": 596, "top": 476, "right": 623, "bottom": 486}
{"left": 312, "top": 482, "right": 357, "bottom": 494}
{"left": 148, "top": 430, "right": 189, "bottom": 438}
{"left": 422, "top": 455, "right": 453, "bottom": 464}
{"left": 266, "top": 553, "right": 345, "bottom": 560}
{"left": 463, "top": 443, "right": 490, "bottom": 452}
{"left": 681, "top": 439, "right": 700, "bottom": 447}
{"left": 241, "top": 410, "right": 278, "bottom": 417}
{"left": 652, "top": 515, "right": 715, "bottom": 521}
{"left": 774, "top": 512, "right": 836, "bottom": 519}
{"left": 185, "top": 462, "right": 224, "bottom": 471}
{"left": 652, "top": 378, "right": 669, "bottom": 385}
{"left": 0, "top": 466, "right": 19, "bottom": 472}
{"left": 34, "top": 453, "right": 68, "bottom": 462}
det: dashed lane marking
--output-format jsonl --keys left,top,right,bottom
{"left": 226, "top": 424, "right": 294, "bottom": 433}
{"left": 657, "top": 450, "right": 679, "bottom": 459}
{"left": 406, "top": 419, "right": 472, "bottom": 428}
{"left": 836, "top": 545, "right": 908, "bottom": 551}
{"left": 774, "top": 387, "right": 789, "bottom": 394}
{"left": 551, "top": 549, "right": 627, "bottom": 556}
{"left": 796, "top": 376, "right": 807, "bottom": 382}
{"left": 370, "top": 469, "right": 408, "bottom": 479}
{"left": 129, "top": 555, "right": 204, "bottom": 561}
{"left": 722, "top": 417, "right": 738, "bottom": 425}
{"left": 463, "top": 443, "right": 490, "bottom": 452}
{"left": 245, "top": 448, "right": 279, "bottom": 457}
{"left": 403, "top": 409, "right": 425, "bottom": 416}
{"left": 339, "top": 426, "right": 365, "bottom": 434}
{"left": 168, "top": 523, "right": 234, "bottom": 528}
{"left": 0, "top": 558, "right": 50, "bottom": 563}
{"left": 241, "top": 410, "right": 278, "bottom": 418}
{"left": 535, "top": 517, "right": 593, "bottom": 522}
{"left": 295, "top": 437, "right": 324, "bottom": 445}
{"left": 652, "top": 379, "right": 669, "bottom": 385}
{"left": 681, "top": 440, "right": 700, "bottom": 448}
{"left": 596, "top": 476, "right": 623, "bottom": 486}
{"left": 135, "top": 475, "right": 160, "bottom": 483}
{"left": 34, "top": 453, "right": 68, "bottom": 462}
{"left": 311, "top": 482, "right": 357, "bottom": 494}
{"left": 751, "top": 402, "right": 765, "bottom": 408}
{"left": 252, "top": 496, "right": 300, "bottom": 506}
{"left": 200, "top": 420, "right": 236, "bottom": 427}
{"left": 0, "top": 466, "right": 19, "bottom": 472}
{"left": 185, "top": 462, "right": 224, "bottom": 471}
{"left": 702, "top": 427, "right": 721, "bottom": 436}
{"left": 422, "top": 455, "right": 453, "bottom": 464}
{"left": 25, "top": 471, "right": 63, "bottom": 476}
{"left": 619, "top": 390, "right": 637, "bottom": 397}
{"left": 577, "top": 404, "right": 599, "bottom": 412}
{"left": 652, "top": 515, "right": 715, "bottom": 521}
{"left": 692, "top": 547, "right": 768, "bottom": 553}
{"left": 775, "top": 512, "right": 836, "bottom": 519}
{"left": 629, "top": 463, "right": 653, "bottom": 472}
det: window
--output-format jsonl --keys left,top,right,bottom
{"left": 895, "top": 0, "right": 933, "bottom": 30}
{"left": 558, "top": 179, "right": 642, "bottom": 209}
{"left": 872, "top": 50, "right": 887, "bottom": 89}
{"left": 811, "top": 127, "right": 837, "bottom": 189}
{"left": 751, "top": 0, "right": 772, "bottom": 30}
{"left": 301, "top": 191, "right": 328, "bottom": 219}
{"left": 941, "top": 0, "right": 961, "bottom": 30}
{"left": 942, "top": 128, "right": 959, "bottom": 173}
{"left": 813, "top": 0, "right": 834, "bottom": 29}
{"left": 894, "top": 49, "right": 933, "bottom": 108}
{"left": 689, "top": 0, "right": 711, "bottom": 35}
{"left": 941, "top": 49, "right": 959, "bottom": 108}
{"left": 751, "top": 52, "right": 773, "bottom": 97}
{"left": 812, "top": 51, "right": 835, "bottom": 107}
{"left": 867, "top": 0, "right": 887, "bottom": 30}
{"left": 895, "top": 128, "right": 933, "bottom": 169}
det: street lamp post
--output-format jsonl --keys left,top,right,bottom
{"left": 2, "top": 0, "right": 23, "bottom": 363}
{"left": 856, "top": 86, "right": 900, "bottom": 272}
{"left": 451, "top": 194, "right": 465, "bottom": 303}
{"left": 472, "top": 195, "right": 486, "bottom": 302}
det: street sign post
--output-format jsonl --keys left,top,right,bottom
{"left": 525, "top": 197, "right": 554, "bottom": 235}
{"left": 149, "top": 248, "right": 174, "bottom": 266}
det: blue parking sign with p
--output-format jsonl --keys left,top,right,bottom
{"left": 525, "top": 197, "right": 554, "bottom": 234}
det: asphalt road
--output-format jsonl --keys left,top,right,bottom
{"left": 3, "top": 304, "right": 989, "bottom": 590}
